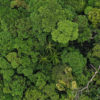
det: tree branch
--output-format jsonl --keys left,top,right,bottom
{"left": 75, "top": 65, "right": 100, "bottom": 100}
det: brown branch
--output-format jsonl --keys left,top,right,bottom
{"left": 75, "top": 65, "right": 100, "bottom": 100}
{"left": 90, "top": 64, "right": 97, "bottom": 71}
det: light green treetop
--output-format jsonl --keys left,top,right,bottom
{"left": 51, "top": 20, "right": 79, "bottom": 44}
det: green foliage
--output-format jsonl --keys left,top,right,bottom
{"left": 88, "top": 0, "right": 100, "bottom": 8}
{"left": 51, "top": 20, "right": 78, "bottom": 44}
{"left": 6, "top": 52, "right": 21, "bottom": 68}
{"left": 0, "top": 31, "right": 14, "bottom": 55}
{"left": 24, "top": 84, "right": 60, "bottom": 100}
{"left": 17, "top": 56, "right": 33, "bottom": 77}
{"left": 64, "top": 8, "right": 76, "bottom": 21}
{"left": 3, "top": 75, "right": 26, "bottom": 98}
{"left": 24, "top": 88, "right": 45, "bottom": 100}
{"left": 58, "top": 0, "right": 86, "bottom": 13}
{"left": 0, "top": 69, "right": 14, "bottom": 81}
{"left": 92, "top": 44, "right": 100, "bottom": 58}
{"left": 0, "top": 0, "right": 100, "bottom": 100}
{"left": 52, "top": 66, "right": 77, "bottom": 99}
{"left": 61, "top": 50, "right": 87, "bottom": 75}
{"left": 0, "top": 57, "right": 11, "bottom": 69}
{"left": 43, "top": 84, "right": 59, "bottom": 100}
{"left": 75, "top": 15, "right": 92, "bottom": 42}
{"left": 0, "top": 0, "right": 11, "bottom": 6}
{"left": 80, "top": 95, "right": 92, "bottom": 100}
{"left": 94, "top": 29, "right": 100, "bottom": 43}
{"left": 10, "top": 0, "right": 28, "bottom": 9}
{"left": 15, "top": 17, "right": 32, "bottom": 38}
{"left": 30, "top": 0, "right": 65, "bottom": 33}
{"left": 88, "top": 43, "right": 100, "bottom": 67}
{"left": 33, "top": 72, "right": 47, "bottom": 90}
{"left": 84, "top": 6, "right": 93, "bottom": 15}
{"left": 0, "top": 8, "right": 20, "bottom": 32}
{"left": 78, "top": 28, "right": 92, "bottom": 43}
{"left": 87, "top": 8, "right": 100, "bottom": 27}
{"left": 89, "top": 57, "right": 100, "bottom": 68}
{"left": 76, "top": 69, "right": 91, "bottom": 86}
{"left": 88, "top": 43, "right": 100, "bottom": 58}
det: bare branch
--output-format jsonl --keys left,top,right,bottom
{"left": 75, "top": 65, "right": 100, "bottom": 100}
{"left": 90, "top": 64, "right": 97, "bottom": 71}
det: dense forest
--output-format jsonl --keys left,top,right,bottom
{"left": 0, "top": 0, "right": 100, "bottom": 100}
